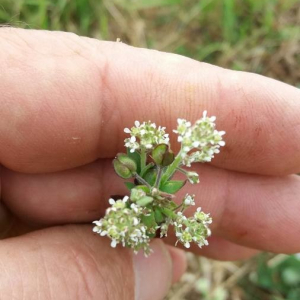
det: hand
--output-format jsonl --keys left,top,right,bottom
{"left": 1, "top": 28, "right": 299, "bottom": 299}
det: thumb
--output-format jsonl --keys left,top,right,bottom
{"left": 0, "top": 225, "right": 186, "bottom": 300}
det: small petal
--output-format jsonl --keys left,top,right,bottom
{"left": 111, "top": 239, "right": 117, "bottom": 248}
{"left": 109, "top": 198, "right": 115, "bottom": 205}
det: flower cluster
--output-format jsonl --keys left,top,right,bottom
{"left": 93, "top": 196, "right": 151, "bottom": 255}
{"left": 174, "top": 111, "right": 225, "bottom": 166}
{"left": 124, "top": 121, "right": 169, "bottom": 152}
{"left": 93, "top": 112, "right": 225, "bottom": 256}
{"left": 173, "top": 209, "right": 212, "bottom": 248}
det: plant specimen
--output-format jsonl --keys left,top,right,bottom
{"left": 93, "top": 111, "right": 225, "bottom": 256}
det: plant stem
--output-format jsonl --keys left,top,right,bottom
{"left": 154, "top": 166, "right": 162, "bottom": 188}
{"left": 140, "top": 148, "right": 146, "bottom": 171}
{"left": 177, "top": 167, "right": 188, "bottom": 175}
{"left": 160, "top": 149, "right": 183, "bottom": 184}
{"left": 172, "top": 203, "right": 183, "bottom": 211}
{"left": 140, "top": 162, "right": 154, "bottom": 177}
{"left": 134, "top": 173, "right": 151, "bottom": 189}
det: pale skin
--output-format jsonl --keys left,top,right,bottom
{"left": 0, "top": 28, "right": 300, "bottom": 299}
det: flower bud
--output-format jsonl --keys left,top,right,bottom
{"left": 152, "top": 144, "right": 174, "bottom": 166}
{"left": 113, "top": 153, "right": 137, "bottom": 179}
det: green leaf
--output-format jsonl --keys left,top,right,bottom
{"left": 124, "top": 182, "right": 135, "bottom": 190}
{"left": 154, "top": 208, "right": 165, "bottom": 223}
{"left": 160, "top": 180, "right": 186, "bottom": 194}
{"left": 141, "top": 211, "right": 157, "bottom": 229}
{"left": 143, "top": 167, "right": 157, "bottom": 186}
{"left": 126, "top": 148, "right": 141, "bottom": 174}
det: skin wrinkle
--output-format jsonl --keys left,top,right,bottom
{"left": 38, "top": 240, "right": 53, "bottom": 300}
{"left": 80, "top": 243, "right": 107, "bottom": 299}
{"left": 70, "top": 227, "right": 103, "bottom": 299}
{"left": 214, "top": 165, "right": 232, "bottom": 231}
{"left": 14, "top": 246, "right": 26, "bottom": 300}
{"left": 0, "top": 253, "right": 13, "bottom": 299}
{"left": 70, "top": 227, "right": 131, "bottom": 300}
{"left": 70, "top": 248, "right": 94, "bottom": 299}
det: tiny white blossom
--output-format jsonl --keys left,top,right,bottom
{"left": 111, "top": 239, "right": 117, "bottom": 248}
{"left": 124, "top": 128, "right": 131, "bottom": 133}
{"left": 184, "top": 194, "right": 196, "bottom": 206}
{"left": 109, "top": 198, "right": 115, "bottom": 205}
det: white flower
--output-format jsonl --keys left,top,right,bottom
{"left": 124, "top": 120, "right": 169, "bottom": 152}
{"left": 93, "top": 195, "right": 151, "bottom": 255}
{"left": 186, "top": 172, "right": 200, "bottom": 184}
{"left": 130, "top": 203, "right": 139, "bottom": 213}
{"left": 111, "top": 239, "right": 117, "bottom": 248}
{"left": 184, "top": 194, "right": 196, "bottom": 206}
{"left": 124, "top": 128, "right": 131, "bottom": 133}
{"left": 174, "top": 112, "right": 225, "bottom": 165}
{"left": 108, "top": 198, "right": 115, "bottom": 205}
{"left": 184, "top": 242, "right": 190, "bottom": 248}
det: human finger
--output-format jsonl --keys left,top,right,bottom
{"left": 1, "top": 28, "right": 300, "bottom": 174}
{"left": 2, "top": 162, "right": 300, "bottom": 254}
{"left": 0, "top": 225, "right": 186, "bottom": 300}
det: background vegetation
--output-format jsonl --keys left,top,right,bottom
{"left": 1, "top": 0, "right": 299, "bottom": 299}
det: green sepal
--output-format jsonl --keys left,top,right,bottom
{"left": 160, "top": 207, "right": 177, "bottom": 219}
{"left": 136, "top": 196, "right": 154, "bottom": 206}
{"left": 141, "top": 211, "right": 157, "bottom": 229}
{"left": 143, "top": 167, "right": 157, "bottom": 186}
{"left": 124, "top": 182, "right": 135, "bottom": 191}
{"left": 166, "top": 201, "right": 178, "bottom": 210}
{"left": 126, "top": 148, "right": 141, "bottom": 174}
{"left": 159, "top": 180, "right": 186, "bottom": 194}
{"left": 154, "top": 207, "right": 165, "bottom": 224}
{"left": 135, "top": 185, "right": 150, "bottom": 194}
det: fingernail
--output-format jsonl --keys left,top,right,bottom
{"left": 133, "top": 239, "right": 187, "bottom": 300}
